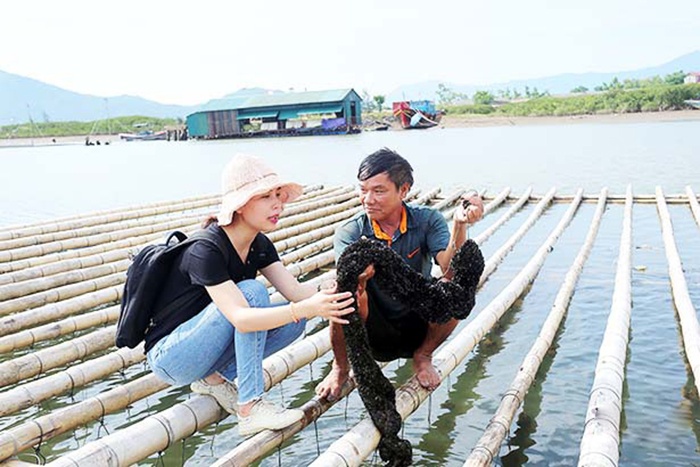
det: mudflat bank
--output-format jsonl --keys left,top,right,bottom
{"left": 439, "top": 109, "right": 700, "bottom": 128}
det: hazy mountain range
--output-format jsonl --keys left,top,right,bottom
{"left": 1, "top": 50, "right": 698, "bottom": 125}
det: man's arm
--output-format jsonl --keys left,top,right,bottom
{"left": 435, "top": 192, "right": 484, "bottom": 278}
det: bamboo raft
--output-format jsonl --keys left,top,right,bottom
{"left": 0, "top": 185, "right": 699, "bottom": 466}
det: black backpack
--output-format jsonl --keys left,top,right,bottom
{"left": 116, "top": 228, "right": 229, "bottom": 349}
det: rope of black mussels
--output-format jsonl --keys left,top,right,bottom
{"left": 335, "top": 238, "right": 485, "bottom": 466}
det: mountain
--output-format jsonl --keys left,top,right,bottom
{"left": 0, "top": 70, "right": 197, "bottom": 125}
{"left": 386, "top": 50, "right": 700, "bottom": 103}
{"left": 3, "top": 50, "right": 699, "bottom": 124}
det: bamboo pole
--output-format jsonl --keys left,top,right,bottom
{"left": 0, "top": 260, "right": 130, "bottom": 301}
{"left": 0, "top": 272, "right": 125, "bottom": 317}
{"left": 0, "top": 373, "right": 169, "bottom": 463}
{"left": 0, "top": 344, "right": 144, "bottom": 417}
{"left": 41, "top": 328, "right": 336, "bottom": 466}
{"left": 656, "top": 186, "right": 700, "bottom": 398}
{"left": 0, "top": 326, "right": 117, "bottom": 388}
{"left": 0, "top": 286, "right": 121, "bottom": 337}
{"left": 578, "top": 186, "right": 633, "bottom": 467}
{"left": 0, "top": 305, "right": 119, "bottom": 353}
{"left": 465, "top": 189, "right": 607, "bottom": 466}
{"left": 0, "top": 229, "right": 181, "bottom": 274}
{"left": 0, "top": 249, "right": 130, "bottom": 287}
{"left": 687, "top": 186, "right": 700, "bottom": 228}
{"left": 283, "top": 188, "right": 355, "bottom": 217}
{"left": 0, "top": 193, "right": 219, "bottom": 238}
{"left": 0, "top": 211, "right": 204, "bottom": 252}
{"left": 0, "top": 216, "right": 202, "bottom": 264}
{"left": 0, "top": 186, "right": 352, "bottom": 275}
{"left": 308, "top": 187, "right": 578, "bottom": 467}
{"left": 212, "top": 361, "right": 389, "bottom": 467}
{"left": 473, "top": 187, "right": 532, "bottom": 246}
{"left": 0, "top": 183, "right": 323, "bottom": 240}
{"left": 480, "top": 187, "right": 556, "bottom": 283}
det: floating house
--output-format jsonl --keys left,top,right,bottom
{"left": 186, "top": 88, "right": 363, "bottom": 139}
{"left": 684, "top": 72, "right": 700, "bottom": 84}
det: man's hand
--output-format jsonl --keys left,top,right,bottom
{"left": 453, "top": 191, "right": 484, "bottom": 225}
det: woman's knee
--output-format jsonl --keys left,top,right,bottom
{"left": 237, "top": 279, "right": 270, "bottom": 307}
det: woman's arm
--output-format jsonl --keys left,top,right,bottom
{"left": 260, "top": 261, "right": 316, "bottom": 302}
{"left": 205, "top": 276, "right": 352, "bottom": 333}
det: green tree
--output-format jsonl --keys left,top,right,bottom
{"left": 473, "top": 90, "right": 495, "bottom": 105}
{"left": 665, "top": 70, "right": 686, "bottom": 86}
{"left": 373, "top": 95, "right": 386, "bottom": 112}
{"left": 436, "top": 83, "right": 467, "bottom": 105}
{"left": 571, "top": 86, "right": 589, "bottom": 93}
{"left": 361, "top": 89, "right": 375, "bottom": 112}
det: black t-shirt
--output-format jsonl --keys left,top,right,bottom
{"left": 144, "top": 224, "right": 280, "bottom": 352}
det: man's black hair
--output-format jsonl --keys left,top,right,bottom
{"left": 357, "top": 148, "right": 414, "bottom": 189}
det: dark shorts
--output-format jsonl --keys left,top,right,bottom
{"left": 365, "top": 290, "right": 429, "bottom": 362}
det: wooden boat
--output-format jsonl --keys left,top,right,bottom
{"left": 684, "top": 99, "right": 700, "bottom": 109}
{"left": 392, "top": 100, "right": 443, "bottom": 129}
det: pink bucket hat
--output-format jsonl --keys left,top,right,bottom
{"left": 217, "top": 154, "right": 303, "bottom": 226}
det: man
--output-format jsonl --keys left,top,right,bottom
{"left": 315, "top": 148, "right": 483, "bottom": 401}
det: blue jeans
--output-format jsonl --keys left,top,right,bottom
{"left": 146, "top": 279, "right": 306, "bottom": 404}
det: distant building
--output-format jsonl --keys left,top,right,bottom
{"left": 684, "top": 72, "right": 700, "bottom": 84}
{"left": 186, "top": 88, "right": 362, "bottom": 139}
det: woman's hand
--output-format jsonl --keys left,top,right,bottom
{"left": 298, "top": 289, "right": 355, "bottom": 324}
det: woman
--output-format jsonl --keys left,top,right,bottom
{"left": 145, "top": 154, "right": 354, "bottom": 437}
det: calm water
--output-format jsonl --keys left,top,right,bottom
{"left": 1, "top": 120, "right": 699, "bottom": 226}
{"left": 1, "top": 121, "right": 700, "bottom": 466}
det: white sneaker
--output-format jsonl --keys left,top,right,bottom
{"left": 238, "top": 399, "right": 304, "bottom": 436}
{"left": 190, "top": 379, "right": 238, "bottom": 415}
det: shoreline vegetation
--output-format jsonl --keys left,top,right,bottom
{"left": 1, "top": 83, "right": 699, "bottom": 147}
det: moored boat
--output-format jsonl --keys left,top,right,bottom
{"left": 119, "top": 130, "right": 168, "bottom": 141}
{"left": 392, "top": 100, "right": 443, "bottom": 129}
{"left": 685, "top": 99, "right": 700, "bottom": 109}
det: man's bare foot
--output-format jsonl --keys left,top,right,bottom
{"left": 413, "top": 353, "right": 441, "bottom": 391}
{"left": 315, "top": 366, "right": 350, "bottom": 401}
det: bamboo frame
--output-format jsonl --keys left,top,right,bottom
{"left": 0, "top": 305, "right": 119, "bottom": 353}
{"left": 0, "top": 286, "right": 121, "bottom": 337}
{"left": 0, "top": 260, "right": 130, "bottom": 301}
{"left": 0, "top": 212, "right": 205, "bottom": 252}
{"left": 0, "top": 344, "right": 144, "bottom": 417}
{"left": 0, "top": 272, "right": 125, "bottom": 316}
{"left": 465, "top": 189, "right": 607, "bottom": 466}
{"left": 0, "top": 249, "right": 130, "bottom": 287}
{"left": 40, "top": 329, "right": 336, "bottom": 466}
{"left": 656, "top": 187, "right": 700, "bottom": 398}
{"left": 577, "top": 186, "right": 633, "bottom": 467}
{"left": 480, "top": 187, "right": 556, "bottom": 283}
{"left": 0, "top": 326, "right": 117, "bottom": 388}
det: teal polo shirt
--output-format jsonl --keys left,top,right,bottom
{"left": 334, "top": 203, "right": 450, "bottom": 277}
{"left": 334, "top": 203, "right": 450, "bottom": 321}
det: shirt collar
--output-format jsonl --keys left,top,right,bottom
{"left": 370, "top": 205, "right": 408, "bottom": 245}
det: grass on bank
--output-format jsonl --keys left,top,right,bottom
{"left": 0, "top": 116, "right": 179, "bottom": 139}
{"left": 445, "top": 83, "right": 700, "bottom": 117}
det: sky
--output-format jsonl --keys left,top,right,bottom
{"left": 1, "top": 0, "right": 699, "bottom": 105}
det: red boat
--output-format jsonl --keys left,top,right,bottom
{"left": 392, "top": 100, "right": 443, "bottom": 129}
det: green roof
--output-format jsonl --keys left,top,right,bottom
{"left": 190, "top": 89, "right": 358, "bottom": 116}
